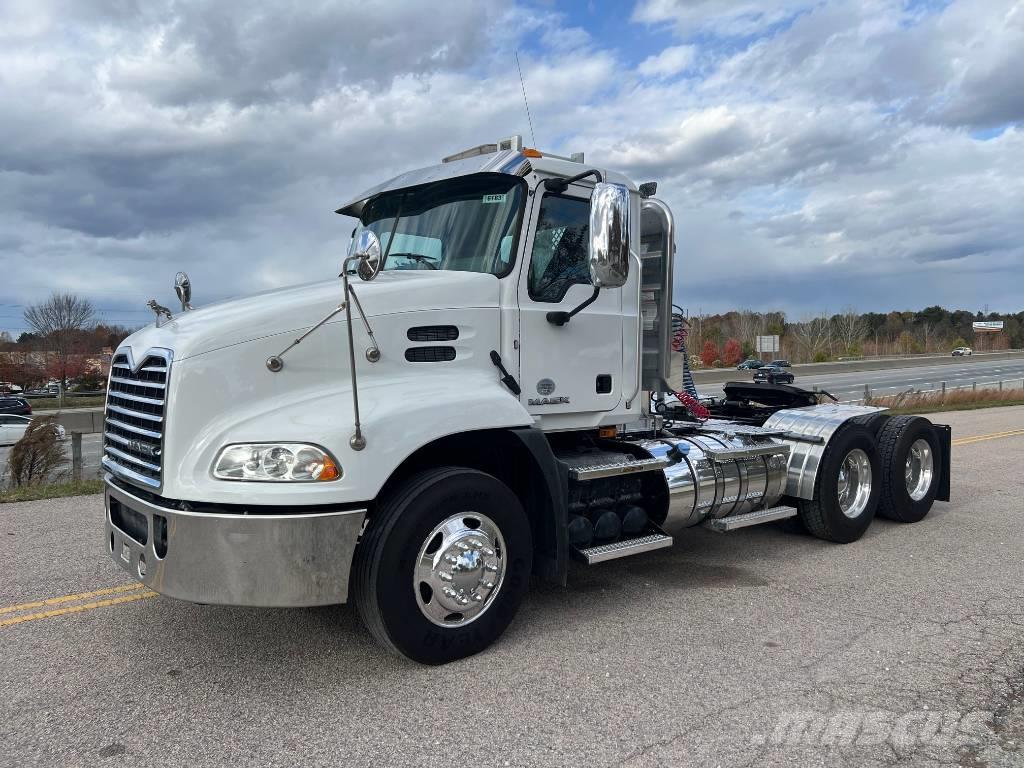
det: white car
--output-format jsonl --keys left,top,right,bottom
{"left": 951, "top": 347, "right": 973, "bottom": 356}
{"left": 0, "top": 414, "right": 66, "bottom": 446}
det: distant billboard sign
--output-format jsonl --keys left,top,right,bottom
{"left": 756, "top": 335, "right": 780, "bottom": 353}
{"left": 972, "top": 321, "right": 1004, "bottom": 332}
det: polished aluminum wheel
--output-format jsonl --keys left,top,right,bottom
{"left": 905, "top": 438, "right": 934, "bottom": 501}
{"left": 413, "top": 512, "right": 505, "bottom": 627}
{"left": 837, "top": 448, "right": 873, "bottom": 519}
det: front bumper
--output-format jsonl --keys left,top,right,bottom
{"left": 104, "top": 478, "right": 366, "bottom": 607}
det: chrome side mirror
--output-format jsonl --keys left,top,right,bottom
{"left": 352, "top": 230, "right": 383, "bottom": 281}
{"left": 174, "top": 271, "right": 193, "bottom": 310}
{"left": 589, "top": 182, "right": 630, "bottom": 288}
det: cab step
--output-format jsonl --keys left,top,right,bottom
{"left": 702, "top": 506, "right": 797, "bottom": 532}
{"left": 567, "top": 457, "right": 669, "bottom": 481}
{"left": 572, "top": 527, "right": 673, "bottom": 564}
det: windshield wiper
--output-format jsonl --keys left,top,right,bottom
{"left": 390, "top": 253, "right": 438, "bottom": 269}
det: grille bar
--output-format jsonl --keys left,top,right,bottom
{"left": 103, "top": 349, "right": 171, "bottom": 489}
{"left": 109, "top": 375, "right": 165, "bottom": 390}
{"left": 106, "top": 403, "right": 162, "bottom": 423}
{"left": 107, "top": 390, "right": 165, "bottom": 406}
{"left": 105, "top": 417, "right": 162, "bottom": 439}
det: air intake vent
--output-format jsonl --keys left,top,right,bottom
{"left": 405, "top": 346, "right": 456, "bottom": 363}
{"left": 407, "top": 325, "right": 459, "bottom": 342}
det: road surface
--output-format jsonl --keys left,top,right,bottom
{"left": 705, "top": 356, "right": 1024, "bottom": 401}
{"left": 1, "top": 406, "right": 1022, "bottom": 767}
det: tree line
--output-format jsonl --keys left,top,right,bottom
{"left": 0, "top": 293, "right": 135, "bottom": 389}
{"left": 687, "top": 306, "right": 1024, "bottom": 367}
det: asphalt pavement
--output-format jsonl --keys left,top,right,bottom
{"left": 1, "top": 406, "right": 1023, "bottom": 767}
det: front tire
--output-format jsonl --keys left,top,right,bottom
{"left": 798, "top": 423, "right": 881, "bottom": 543}
{"left": 353, "top": 467, "right": 532, "bottom": 665}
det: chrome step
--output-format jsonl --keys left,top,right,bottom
{"left": 567, "top": 457, "right": 669, "bottom": 481}
{"left": 573, "top": 529, "right": 673, "bottom": 564}
{"left": 703, "top": 506, "right": 797, "bottom": 532}
{"left": 703, "top": 444, "right": 791, "bottom": 463}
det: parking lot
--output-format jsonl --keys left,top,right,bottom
{"left": 1, "top": 406, "right": 1023, "bottom": 767}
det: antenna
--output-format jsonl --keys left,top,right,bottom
{"left": 514, "top": 50, "right": 537, "bottom": 147}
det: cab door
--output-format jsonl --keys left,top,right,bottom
{"left": 516, "top": 184, "right": 623, "bottom": 417}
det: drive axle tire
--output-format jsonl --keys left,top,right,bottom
{"left": 798, "top": 424, "right": 881, "bottom": 543}
{"left": 353, "top": 467, "right": 532, "bottom": 665}
{"left": 875, "top": 415, "right": 940, "bottom": 523}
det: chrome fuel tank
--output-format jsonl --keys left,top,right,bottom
{"left": 633, "top": 431, "right": 790, "bottom": 528}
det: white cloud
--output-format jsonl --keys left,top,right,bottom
{"left": 637, "top": 45, "right": 696, "bottom": 77}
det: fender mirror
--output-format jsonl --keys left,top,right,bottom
{"left": 352, "top": 229, "right": 383, "bottom": 281}
{"left": 589, "top": 182, "right": 630, "bottom": 288}
{"left": 174, "top": 271, "right": 192, "bottom": 311}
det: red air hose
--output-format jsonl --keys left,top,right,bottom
{"left": 671, "top": 390, "right": 710, "bottom": 421}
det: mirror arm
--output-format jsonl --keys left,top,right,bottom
{"left": 546, "top": 286, "right": 600, "bottom": 326}
{"left": 543, "top": 169, "right": 604, "bottom": 194}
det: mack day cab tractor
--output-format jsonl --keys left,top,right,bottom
{"left": 103, "top": 135, "right": 951, "bottom": 665}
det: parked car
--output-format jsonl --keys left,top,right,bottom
{"left": 0, "top": 414, "right": 66, "bottom": 446}
{"left": 0, "top": 382, "right": 23, "bottom": 395}
{"left": 0, "top": 397, "right": 32, "bottom": 417}
{"left": 736, "top": 358, "right": 764, "bottom": 370}
{"left": 753, "top": 365, "right": 796, "bottom": 384}
{"left": 952, "top": 347, "right": 973, "bottom": 356}
{"left": 768, "top": 359, "right": 792, "bottom": 368}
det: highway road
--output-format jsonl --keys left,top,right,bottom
{"left": 1, "top": 406, "right": 1023, "bottom": 767}
{"left": 705, "top": 356, "right": 1024, "bottom": 401}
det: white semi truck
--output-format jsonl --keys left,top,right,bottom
{"left": 103, "top": 136, "right": 950, "bottom": 664}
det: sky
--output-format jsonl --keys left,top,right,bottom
{"left": 1, "top": 0, "right": 1022, "bottom": 336}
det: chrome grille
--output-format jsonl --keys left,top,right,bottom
{"left": 102, "top": 349, "right": 171, "bottom": 489}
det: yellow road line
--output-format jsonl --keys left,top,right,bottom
{"left": 0, "top": 582, "right": 146, "bottom": 616}
{"left": 951, "top": 428, "right": 1024, "bottom": 447}
{"left": 0, "top": 590, "right": 157, "bottom": 627}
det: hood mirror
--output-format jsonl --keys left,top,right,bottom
{"left": 589, "top": 182, "right": 630, "bottom": 288}
{"left": 174, "top": 271, "right": 193, "bottom": 311}
{"left": 352, "top": 230, "right": 383, "bottom": 281}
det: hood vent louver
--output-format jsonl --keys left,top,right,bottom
{"left": 407, "top": 325, "right": 459, "bottom": 342}
{"left": 405, "top": 346, "right": 456, "bottom": 363}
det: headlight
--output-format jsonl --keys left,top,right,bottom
{"left": 213, "top": 443, "right": 341, "bottom": 482}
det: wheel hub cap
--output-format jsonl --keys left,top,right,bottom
{"left": 837, "top": 448, "right": 873, "bottom": 519}
{"left": 905, "top": 438, "right": 934, "bottom": 501}
{"left": 414, "top": 512, "right": 505, "bottom": 627}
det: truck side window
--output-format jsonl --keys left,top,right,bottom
{"left": 528, "top": 195, "right": 591, "bottom": 302}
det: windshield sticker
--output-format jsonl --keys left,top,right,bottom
{"left": 482, "top": 194, "right": 507, "bottom": 204}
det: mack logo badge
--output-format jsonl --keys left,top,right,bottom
{"left": 129, "top": 440, "right": 161, "bottom": 458}
{"left": 528, "top": 396, "right": 570, "bottom": 406}
{"left": 536, "top": 378, "right": 556, "bottom": 396}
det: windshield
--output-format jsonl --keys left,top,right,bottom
{"left": 349, "top": 173, "right": 525, "bottom": 276}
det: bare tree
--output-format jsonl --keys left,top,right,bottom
{"left": 792, "top": 313, "right": 832, "bottom": 361}
{"left": 834, "top": 306, "right": 866, "bottom": 355}
{"left": 23, "top": 292, "right": 96, "bottom": 386}
{"left": 735, "top": 310, "right": 764, "bottom": 350}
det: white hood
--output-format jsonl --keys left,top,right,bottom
{"left": 121, "top": 270, "right": 500, "bottom": 361}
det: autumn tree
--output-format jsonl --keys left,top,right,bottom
{"left": 700, "top": 340, "right": 719, "bottom": 368}
{"left": 722, "top": 338, "right": 742, "bottom": 366}
{"left": 22, "top": 293, "right": 95, "bottom": 387}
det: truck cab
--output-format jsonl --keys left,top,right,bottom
{"left": 103, "top": 136, "right": 950, "bottom": 664}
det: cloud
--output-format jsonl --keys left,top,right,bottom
{"left": 637, "top": 45, "right": 696, "bottom": 77}
{"left": 0, "top": 0, "right": 1022, "bottom": 336}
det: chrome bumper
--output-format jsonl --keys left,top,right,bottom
{"left": 104, "top": 478, "right": 366, "bottom": 607}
